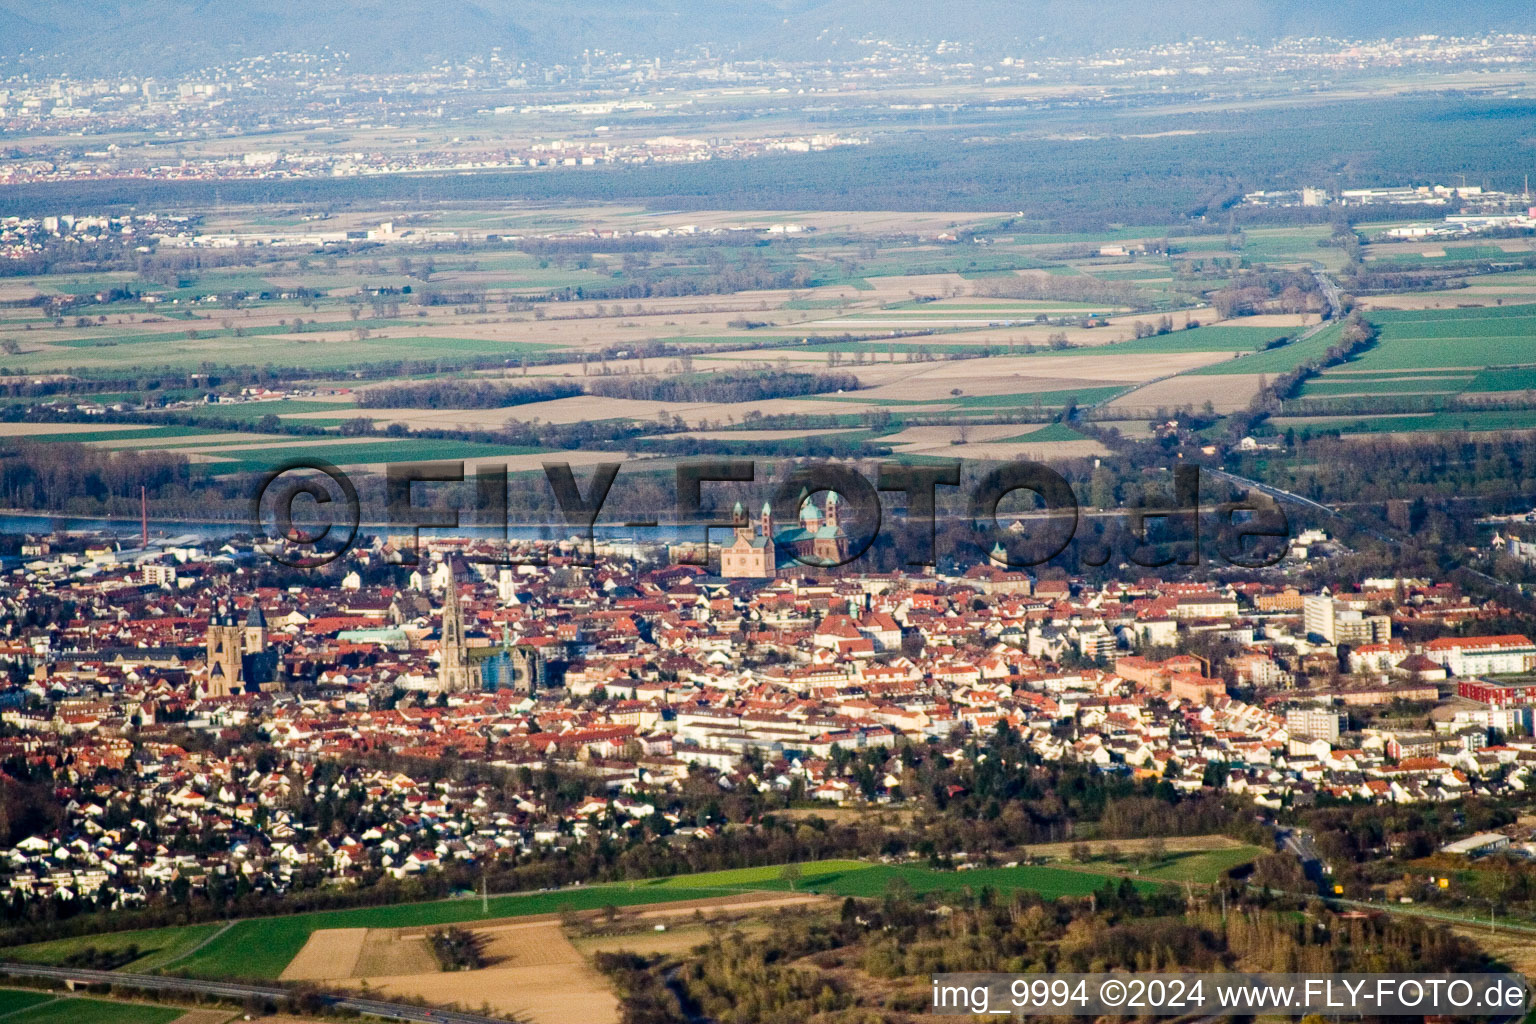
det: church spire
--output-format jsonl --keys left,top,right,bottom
{"left": 437, "top": 565, "right": 481, "bottom": 693}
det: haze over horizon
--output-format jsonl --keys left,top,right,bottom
{"left": 2, "top": 0, "right": 1533, "bottom": 73}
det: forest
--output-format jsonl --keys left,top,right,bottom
{"left": 598, "top": 874, "right": 1488, "bottom": 1024}
{"left": 2, "top": 98, "right": 1534, "bottom": 225}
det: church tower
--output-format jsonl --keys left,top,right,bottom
{"left": 437, "top": 571, "right": 482, "bottom": 693}
{"left": 732, "top": 500, "right": 751, "bottom": 543}
{"left": 205, "top": 605, "right": 243, "bottom": 697}
{"left": 243, "top": 602, "right": 268, "bottom": 653}
{"left": 509, "top": 646, "right": 541, "bottom": 695}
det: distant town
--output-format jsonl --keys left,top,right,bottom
{"left": 3, "top": 33, "right": 1536, "bottom": 187}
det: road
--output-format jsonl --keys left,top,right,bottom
{"left": 1312, "top": 267, "right": 1343, "bottom": 320}
{"left": 1270, "top": 822, "right": 1536, "bottom": 935}
{"left": 1274, "top": 826, "right": 1328, "bottom": 894}
{"left": 1205, "top": 467, "right": 1341, "bottom": 520}
{"left": 1210, "top": 465, "right": 1523, "bottom": 594}
{"left": 0, "top": 961, "right": 516, "bottom": 1024}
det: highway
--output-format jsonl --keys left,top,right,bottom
{"left": 0, "top": 961, "right": 517, "bottom": 1024}
{"left": 1209, "top": 465, "right": 1524, "bottom": 594}
{"left": 1312, "top": 267, "right": 1343, "bottom": 320}
{"left": 1205, "top": 467, "right": 1340, "bottom": 521}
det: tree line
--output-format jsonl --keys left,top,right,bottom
{"left": 356, "top": 379, "right": 582, "bottom": 409}
{"left": 585, "top": 369, "right": 860, "bottom": 405}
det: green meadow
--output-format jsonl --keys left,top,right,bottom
{"left": 1187, "top": 322, "right": 1344, "bottom": 376}
{"left": 1275, "top": 409, "right": 1536, "bottom": 435}
{"left": 0, "top": 924, "right": 222, "bottom": 973}
{"left": 5, "top": 856, "right": 1181, "bottom": 982}
{"left": 3, "top": 999, "right": 182, "bottom": 1024}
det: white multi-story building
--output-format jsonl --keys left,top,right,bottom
{"left": 1424, "top": 635, "right": 1536, "bottom": 676}
{"left": 1286, "top": 707, "right": 1344, "bottom": 743}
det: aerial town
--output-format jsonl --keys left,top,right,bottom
{"left": 7, "top": 4, "right": 1536, "bottom": 1021}
{"left": 4, "top": 515, "right": 1535, "bottom": 913}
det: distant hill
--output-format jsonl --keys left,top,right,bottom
{"left": 2, "top": 0, "right": 1531, "bottom": 74}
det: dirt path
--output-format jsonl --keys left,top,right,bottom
{"left": 390, "top": 890, "right": 832, "bottom": 940}
{"left": 156, "top": 920, "right": 236, "bottom": 972}
{"left": 1020, "top": 834, "right": 1247, "bottom": 860}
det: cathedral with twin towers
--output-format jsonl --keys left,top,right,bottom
{"left": 721, "top": 492, "right": 850, "bottom": 578}
{"left": 202, "top": 602, "right": 280, "bottom": 697}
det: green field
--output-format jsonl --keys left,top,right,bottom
{"left": 1295, "top": 364, "right": 1536, "bottom": 399}
{"left": 20, "top": 428, "right": 556, "bottom": 473}
{"left": 614, "top": 859, "right": 1132, "bottom": 901}
{"left": 1005, "top": 423, "right": 1092, "bottom": 442}
{"left": 3, "top": 998, "right": 182, "bottom": 1024}
{"left": 1274, "top": 409, "right": 1536, "bottom": 435}
{"left": 0, "top": 990, "right": 56, "bottom": 1017}
{"left": 1296, "top": 375, "right": 1471, "bottom": 397}
{"left": 1329, "top": 316, "right": 1536, "bottom": 374}
{"left": 6, "top": 332, "right": 562, "bottom": 375}
{"left": 50, "top": 325, "right": 297, "bottom": 349}
{"left": 22, "top": 857, "right": 1161, "bottom": 981}
{"left": 642, "top": 859, "right": 872, "bottom": 891}
{"left": 151, "top": 400, "right": 358, "bottom": 420}
{"left": 812, "top": 862, "right": 1145, "bottom": 900}
{"left": 20, "top": 425, "right": 229, "bottom": 444}
{"left": 1083, "top": 325, "right": 1294, "bottom": 356}
{"left": 805, "top": 385, "right": 1121, "bottom": 409}
{"left": 1358, "top": 332, "right": 1536, "bottom": 368}
{"left": 1370, "top": 304, "right": 1536, "bottom": 323}
{"left": 1290, "top": 306, "right": 1536, "bottom": 402}
{"left": 10, "top": 251, "right": 623, "bottom": 305}
{"left": 1470, "top": 367, "right": 1536, "bottom": 392}
{"left": 1187, "top": 322, "right": 1344, "bottom": 376}
{"left": 203, "top": 438, "right": 549, "bottom": 473}
{"left": 1088, "top": 269, "right": 1173, "bottom": 281}
{"left": 1282, "top": 306, "right": 1536, "bottom": 408}
{"left": 783, "top": 298, "right": 850, "bottom": 310}
{"left": 1366, "top": 245, "right": 1509, "bottom": 267}
{"left": 0, "top": 924, "right": 223, "bottom": 973}
{"left": 1237, "top": 227, "right": 1332, "bottom": 262}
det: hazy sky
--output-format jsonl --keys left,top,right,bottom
{"left": 1, "top": 0, "right": 1529, "bottom": 73}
